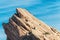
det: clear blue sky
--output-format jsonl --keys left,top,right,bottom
{"left": 0, "top": 0, "right": 60, "bottom": 40}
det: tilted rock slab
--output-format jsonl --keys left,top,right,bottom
{"left": 3, "top": 8, "right": 60, "bottom": 40}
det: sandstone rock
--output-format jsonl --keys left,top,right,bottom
{"left": 3, "top": 8, "right": 60, "bottom": 40}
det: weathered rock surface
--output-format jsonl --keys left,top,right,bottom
{"left": 3, "top": 8, "right": 60, "bottom": 40}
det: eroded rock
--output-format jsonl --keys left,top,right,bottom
{"left": 3, "top": 8, "right": 60, "bottom": 40}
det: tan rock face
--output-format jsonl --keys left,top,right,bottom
{"left": 3, "top": 8, "right": 60, "bottom": 40}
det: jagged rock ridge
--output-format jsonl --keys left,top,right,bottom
{"left": 3, "top": 8, "right": 60, "bottom": 40}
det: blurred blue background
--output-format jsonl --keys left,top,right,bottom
{"left": 0, "top": 0, "right": 60, "bottom": 40}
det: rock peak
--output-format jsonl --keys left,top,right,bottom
{"left": 3, "top": 8, "right": 60, "bottom": 40}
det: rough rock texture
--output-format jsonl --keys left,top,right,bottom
{"left": 3, "top": 8, "right": 60, "bottom": 40}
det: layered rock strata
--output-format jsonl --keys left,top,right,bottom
{"left": 3, "top": 8, "right": 60, "bottom": 40}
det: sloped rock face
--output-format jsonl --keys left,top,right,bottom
{"left": 3, "top": 8, "right": 60, "bottom": 40}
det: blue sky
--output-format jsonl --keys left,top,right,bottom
{"left": 0, "top": 0, "right": 60, "bottom": 40}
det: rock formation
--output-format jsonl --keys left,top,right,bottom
{"left": 3, "top": 8, "right": 60, "bottom": 40}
